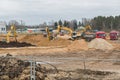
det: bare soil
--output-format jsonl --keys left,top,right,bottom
{"left": 0, "top": 34, "right": 120, "bottom": 79}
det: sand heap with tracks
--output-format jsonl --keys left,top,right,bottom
{"left": 19, "top": 34, "right": 71, "bottom": 47}
{"left": 88, "top": 38, "right": 114, "bottom": 50}
{"left": 67, "top": 39, "right": 88, "bottom": 51}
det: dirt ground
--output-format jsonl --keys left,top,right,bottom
{"left": 0, "top": 34, "right": 120, "bottom": 79}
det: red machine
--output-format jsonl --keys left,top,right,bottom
{"left": 96, "top": 31, "right": 106, "bottom": 39}
{"left": 110, "top": 31, "right": 119, "bottom": 40}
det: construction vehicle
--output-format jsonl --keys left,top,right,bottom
{"left": 96, "top": 31, "right": 106, "bottom": 39}
{"left": 81, "top": 25, "right": 96, "bottom": 41}
{"left": 110, "top": 31, "right": 119, "bottom": 40}
{"left": 45, "top": 27, "right": 53, "bottom": 41}
{"left": 57, "top": 25, "right": 79, "bottom": 40}
{"left": 6, "top": 25, "right": 17, "bottom": 43}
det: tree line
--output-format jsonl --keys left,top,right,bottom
{"left": 53, "top": 15, "right": 120, "bottom": 31}
{"left": 6, "top": 15, "right": 120, "bottom": 31}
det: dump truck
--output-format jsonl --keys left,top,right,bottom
{"left": 96, "top": 31, "right": 106, "bottom": 39}
{"left": 110, "top": 31, "right": 119, "bottom": 40}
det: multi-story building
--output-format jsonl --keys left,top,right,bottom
{"left": 0, "top": 22, "right": 6, "bottom": 34}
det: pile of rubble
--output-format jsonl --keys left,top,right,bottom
{"left": 0, "top": 54, "right": 46, "bottom": 80}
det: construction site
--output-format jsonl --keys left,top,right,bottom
{"left": 0, "top": 24, "right": 120, "bottom": 80}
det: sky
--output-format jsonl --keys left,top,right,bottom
{"left": 0, "top": 0, "right": 120, "bottom": 25}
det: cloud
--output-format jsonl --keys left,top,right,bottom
{"left": 0, "top": 0, "right": 120, "bottom": 25}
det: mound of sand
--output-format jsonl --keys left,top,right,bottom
{"left": 19, "top": 34, "right": 71, "bottom": 47}
{"left": 88, "top": 38, "right": 114, "bottom": 50}
{"left": 67, "top": 39, "right": 88, "bottom": 51}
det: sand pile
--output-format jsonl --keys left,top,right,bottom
{"left": 67, "top": 39, "right": 88, "bottom": 51}
{"left": 88, "top": 38, "right": 114, "bottom": 50}
{"left": 19, "top": 34, "right": 70, "bottom": 47}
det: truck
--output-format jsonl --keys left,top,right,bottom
{"left": 96, "top": 31, "right": 106, "bottom": 39}
{"left": 110, "top": 31, "right": 119, "bottom": 40}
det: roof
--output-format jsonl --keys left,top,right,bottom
{"left": 96, "top": 31, "right": 106, "bottom": 34}
{"left": 110, "top": 30, "right": 119, "bottom": 33}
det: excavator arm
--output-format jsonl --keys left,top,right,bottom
{"left": 82, "top": 25, "right": 95, "bottom": 41}
{"left": 57, "top": 25, "right": 79, "bottom": 40}
{"left": 85, "top": 25, "right": 92, "bottom": 32}
{"left": 57, "top": 25, "right": 73, "bottom": 36}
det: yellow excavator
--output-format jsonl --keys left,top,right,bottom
{"left": 57, "top": 25, "right": 73, "bottom": 35}
{"left": 57, "top": 25, "right": 79, "bottom": 40}
{"left": 81, "top": 25, "right": 95, "bottom": 41}
{"left": 45, "top": 25, "right": 78, "bottom": 41}
{"left": 6, "top": 25, "right": 17, "bottom": 43}
{"left": 45, "top": 27, "right": 53, "bottom": 41}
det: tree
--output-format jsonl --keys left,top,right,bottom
{"left": 8, "top": 20, "right": 19, "bottom": 26}
{"left": 91, "top": 16, "right": 106, "bottom": 30}
{"left": 78, "top": 21, "right": 82, "bottom": 26}
{"left": 58, "top": 20, "right": 62, "bottom": 26}
{"left": 71, "top": 20, "right": 78, "bottom": 30}
{"left": 63, "top": 20, "right": 69, "bottom": 27}
{"left": 54, "top": 22, "right": 58, "bottom": 29}
{"left": 82, "top": 18, "right": 91, "bottom": 26}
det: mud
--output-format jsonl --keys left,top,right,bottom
{"left": 0, "top": 41, "right": 35, "bottom": 48}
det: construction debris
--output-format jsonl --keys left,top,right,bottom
{"left": 0, "top": 54, "right": 46, "bottom": 80}
{"left": 88, "top": 38, "right": 114, "bottom": 50}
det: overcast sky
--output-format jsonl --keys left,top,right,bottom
{"left": 0, "top": 0, "right": 120, "bottom": 25}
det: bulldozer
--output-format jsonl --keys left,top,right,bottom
{"left": 6, "top": 25, "right": 17, "bottom": 43}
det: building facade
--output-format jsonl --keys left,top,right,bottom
{"left": 0, "top": 22, "right": 6, "bottom": 34}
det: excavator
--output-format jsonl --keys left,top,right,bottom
{"left": 81, "top": 25, "right": 95, "bottom": 41}
{"left": 57, "top": 25, "right": 78, "bottom": 40}
{"left": 45, "top": 27, "right": 53, "bottom": 41}
{"left": 6, "top": 25, "right": 17, "bottom": 43}
{"left": 45, "top": 25, "right": 95, "bottom": 41}
{"left": 45, "top": 25, "right": 78, "bottom": 41}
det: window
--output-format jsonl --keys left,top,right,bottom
{"left": 1, "top": 28, "right": 5, "bottom": 31}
